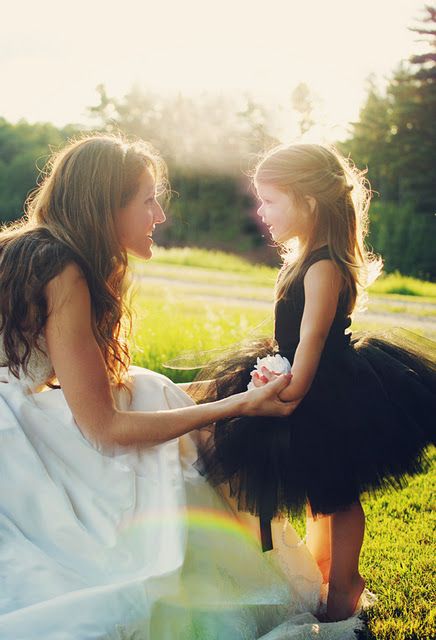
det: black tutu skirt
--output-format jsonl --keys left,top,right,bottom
{"left": 193, "top": 329, "right": 436, "bottom": 544}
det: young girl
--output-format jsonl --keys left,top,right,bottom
{"left": 194, "top": 142, "right": 436, "bottom": 622}
{"left": 0, "top": 133, "right": 338, "bottom": 640}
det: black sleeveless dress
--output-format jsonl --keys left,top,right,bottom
{"left": 194, "top": 246, "right": 436, "bottom": 550}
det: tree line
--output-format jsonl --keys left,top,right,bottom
{"left": 340, "top": 4, "right": 435, "bottom": 279}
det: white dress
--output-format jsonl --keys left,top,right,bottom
{"left": 0, "top": 335, "right": 368, "bottom": 639}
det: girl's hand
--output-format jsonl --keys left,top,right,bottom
{"left": 250, "top": 365, "right": 303, "bottom": 408}
{"left": 250, "top": 366, "right": 284, "bottom": 387}
{"left": 242, "top": 373, "right": 296, "bottom": 417}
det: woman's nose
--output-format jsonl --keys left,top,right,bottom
{"left": 257, "top": 205, "right": 264, "bottom": 218}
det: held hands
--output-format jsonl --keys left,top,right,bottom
{"left": 247, "top": 354, "right": 292, "bottom": 390}
{"left": 248, "top": 354, "right": 303, "bottom": 411}
{"left": 243, "top": 373, "right": 296, "bottom": 417}
{"left": 250, "top": 366, "right": 286, "bottom": 388}
{"left": 249, "top": 353, "right": 291, "bottom": 390}
{"left": 250, "top": 366, "right": 282, "bottom": 387}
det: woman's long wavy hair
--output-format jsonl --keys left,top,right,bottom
{"left": 252, "top": 143, "right": 383, "bottom": 314}
{"left": 0, "top": 133, "right": 168, "bottom": 384}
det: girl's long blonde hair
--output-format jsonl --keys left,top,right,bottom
{"left": 0, "top": 133, "right": 168, "bottom": 384}
{"left": 253, "top": 143, "right": 382, "bottom": 314}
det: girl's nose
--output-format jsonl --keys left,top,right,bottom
{"left": 154, "top": 203, "right": 166, "bottom": 224}
{"left": 257, "top": 205, "right": 264, "bottom": 218}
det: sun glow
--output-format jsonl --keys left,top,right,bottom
{"left": 2, "top": 0, "right": 425, "bottom": 140}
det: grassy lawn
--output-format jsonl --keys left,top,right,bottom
{"left": 357, "top": 448, "right": 435, "bottom": 640}
{"left": 129, "top": 248, "right": 436, "bottom": 640}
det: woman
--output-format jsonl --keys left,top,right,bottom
{"left": 0, "top": 134, "right": 367, "bottom": 638}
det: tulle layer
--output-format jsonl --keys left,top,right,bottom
{"left": 193, "top": 329, "right": 436, "bottom": 523}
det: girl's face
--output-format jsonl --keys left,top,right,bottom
{"left": 115, "top": 168, "right": 166, "bottom": 259}
{"left": 255, "top": 182, "right": 312, "bottom": 243}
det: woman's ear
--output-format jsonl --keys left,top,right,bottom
{"left": 305, "top": 195, "right": 317, "bottom": 215}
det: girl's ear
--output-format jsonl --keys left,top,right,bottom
{"left": 305, "top": 195, "right": 317, "bottom": 215}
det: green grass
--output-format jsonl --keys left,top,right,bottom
{"left": 370, "top": 272, "right": 436, "bottom": 299}
{"left": 130, "top": 292, "right": 270, "bottom": 383}
{"left": 357, "top": 448, "right": 436, "bottom": 640}
{"left": 129, "top": 250, "right": 436, "bottom": 639}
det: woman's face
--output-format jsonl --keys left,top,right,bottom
{"left": 255, "top": 182, "right": 312, "bottom": 243}
{"left": 116, "top": 168, "right": 166, "bottom": 259}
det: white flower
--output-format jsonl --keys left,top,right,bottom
{"left": 247, "top": 353, "right": 292, "bottom": 390}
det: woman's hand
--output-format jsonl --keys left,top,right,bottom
{"left": 242, "top": 373, "right": 297, "bottom": 417}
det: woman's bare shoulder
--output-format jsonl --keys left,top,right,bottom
{"left": 45, "top": 262, "right": 89, "bottom": 312}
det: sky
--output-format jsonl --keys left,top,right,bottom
{"left": 1, "top": 0, "right": 428, "bottom": 140}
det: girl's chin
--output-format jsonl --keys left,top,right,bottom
{"left": 273, "top": 232, "right": 292, "bottom": 243}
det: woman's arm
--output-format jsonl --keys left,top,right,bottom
{"left": 178, "top": 379, "right": 217, "bottom": 401}
{"left": 44, "top": 263, "right": 293, "bottom": 448}
{"left": 277, "top": 259, "right": 343, "bottom": 403}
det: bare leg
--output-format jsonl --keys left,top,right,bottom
{"left": 306, "top": 502, "right": 331, "bottom": 584}
{"left": 327, "top": 501, "right": 366, "bottom": 621}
